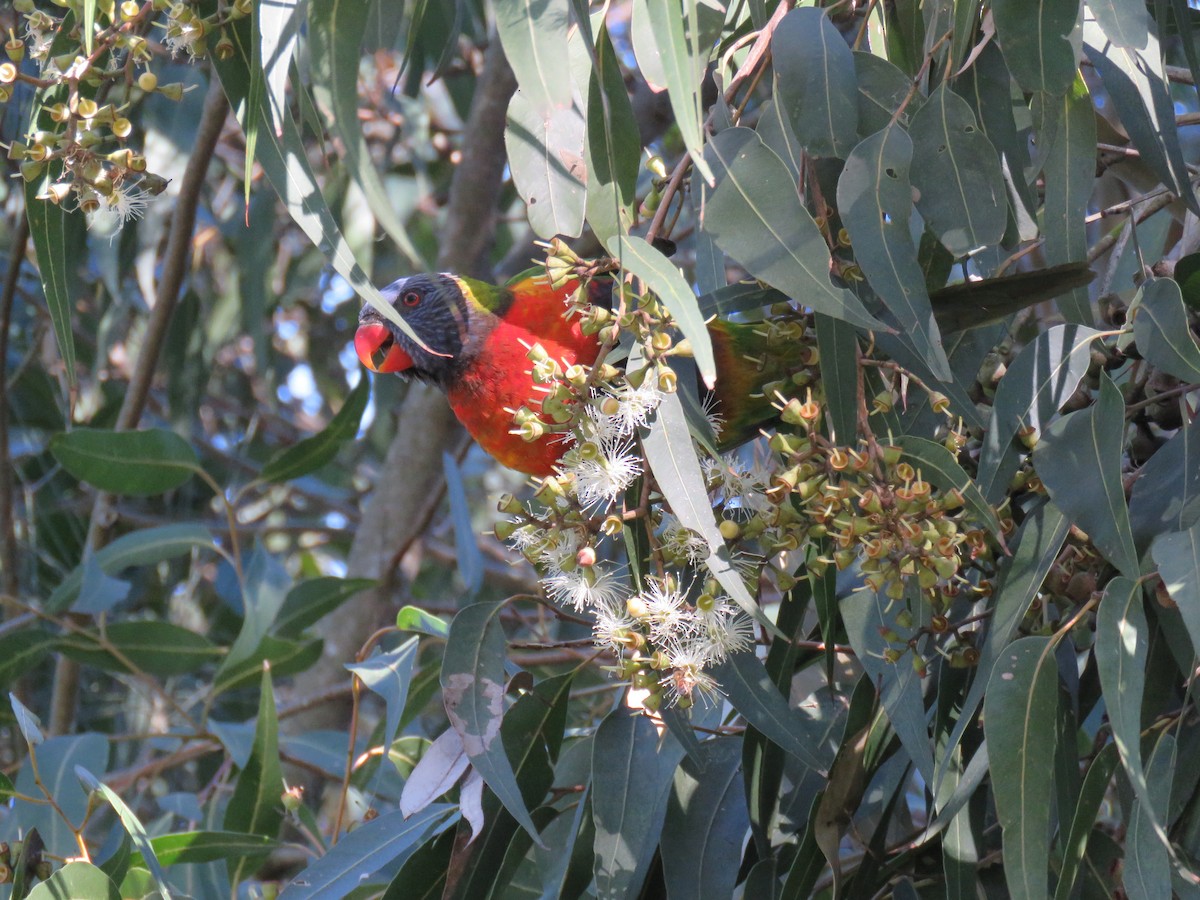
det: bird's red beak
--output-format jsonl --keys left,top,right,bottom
{"left": 354, "top": 322, "right": 415, "bottom": 373}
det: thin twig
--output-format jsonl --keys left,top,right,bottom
{"left": 0, "top": 214, "right": 29, "bottom": 597}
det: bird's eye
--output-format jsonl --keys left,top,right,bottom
{"left": 402, "top": 291, "right": 421, "bottom": 307}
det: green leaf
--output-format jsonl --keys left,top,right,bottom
{"left": 282, "top": 806, "right": 455, "bottom": 899}
{"left": 841, "top": 587, "right": 935, "bottom": 785}
{"left": 1132, "top": 277, "right": 1200, "bottom": 382}
{"left": 592, "top": 709, "right": 686, "bottom": 898}
{"left": 639, "top": 384, "right": 778, "bottom": 637}
{"left": 28, "top": 862, "right": 120, "bottom": 900}
{"left": 661, "top": 736, "right": 748, "bottom": 900}
{"left": 837, "top": 124, "right": 952, "bottom": 381}
{"left": 212, "top": 634, "right": 323, "bottom": 695}
{"left": 894, "top": 435, "right": 1001, "bottom": 535}
{"left": 440, "top": 601, "right": 542, "bottom": 844}
{"left": 443, "top": 452, "right": 483, "bottom": 596}
{"left": 991, "top": 0, "right": 1078, "bottom": 94}
{"left": 275, "top": 576, "right": 375, "bottom": 638}
{"left": 983, "top": 636, "right": 1058, "bottom": 900}
{"left": 505, "top": 91, "right": 588, "bottom": 239}
{"left": 1131, "top": 408, "right": 1200, "bottom": 554}
{"left": 308, "top": 0, "right": 426, "bottom": 267}
{"left": 815, "top": 313, "right": 860, "bottom": 446}
{"left": 11, "top": 733, "right": 109, "bottom": 857}
{"left": 346, "top": 637, "right": 419, "bottom": 778}
{"left": 1054, "top": 743, "right": 1119, "bottom": 900}
{"left": 0, "top": 628, "right": 60, "bottom": 690}
{"left": 493, "top": 0, "right": 572, "bottom": 114}
{"left": 584, "top": 22, "right": 639, "bottom": 244}
{"left": 643, "top": 0, "right": 713, "bottom": 183}
{"left": 217, "top": 546, "right": 292, "bottom": 681}
{"left": 396, "top": 605, "right": 451, "bottom": 638}
{"left": 853, "top": 52, "right": 922, "bottom": 137}
{"left": 756, "top": 96, "right": 803, "bottom": 182}
{"left": 1089, "top": 0, "right": 1151, "bottom": 47}
{"left": 1033, "top": 373, "right": 1140, "bottom": 579}
{"left": 1126, "top": 732, "right": 1175, "bottom": 898}
{"left": 56, "top": 621, "right": 221, "bottom": 677}
{"left": 261, "top": 376, "right": 370, "bottom": 482}
{"left": 50, "top": 428, "right": 198, "bottom": 496}
{"left": 1083, "top": 22, "right": 1197, "bottom": 214}
{"left": 977, "top": 324, "right": 1100, "bottom": 503}
{"left": 771, "top": 7, "right": 858, "bottom": 158}
{"left": 1152, "top": 520, "right": 1200, "bottom": 660}
{"left": 49, "top": 523, "right": 215, "bottom": 614}
{"left": 210, "top": 14, "right": 422, "bottom": 349}
{"left": 26, "top": 169, "right": 81, "bottom": 392}
{"left": 702, "top": 128, "right": 883, "bottom": 331}
{"left": 715, "top": 651, "right": 839, "bottom": 775}
{"left": 75, "top": 766, "right": 173, "bottom": 900}
{"left": 224, "top": 667, "right": 284, "bottom": 884}
{"left": 259, "top": 0, "right": 302, "bottom": 137}
{"left": 607, "top": 235, "right": 715, "bottom": 387}
{"left": 908, "top": 84, "right": 1006, "bottom": 257}
{"left": 935, "top": 502, "right": 1069, "bottom": 791}
{"left": 10, "top": 692, "right": 45, "bottom": 747}
{"left": 131, "top": 831, "right": 283, "bottom": 867}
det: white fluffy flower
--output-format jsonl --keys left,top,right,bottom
{"left": 564, "top": 437, "right": 641, "bottom": 510}
{"left": 695, "top": 597, "right": 755, "bottom": 662}
{"left": 89, "top": 182, "right": 152, "bottom": 232}
{"left": 542, "top": 563, "right": 626, "bottom": 611}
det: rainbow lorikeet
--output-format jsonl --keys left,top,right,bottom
{"left": 354, "top": 264, "right": 1093, "bottom": 477}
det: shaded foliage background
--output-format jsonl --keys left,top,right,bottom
{"left": 1, "top": 0, "right": 1200, "bottom": 897}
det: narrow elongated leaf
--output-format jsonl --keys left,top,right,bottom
{"left": 1133, "top": 278, "right": 1200, "bottom": 382}
{"left": 0, "top": 630, "right": 58, "bottom": 690}
{"left": 984, "top": 636, "right": 1058, "bottom": 900}
{"left": 259, "top": 0, "right": 302, "bottom": 136}
{"left": 645, "top": 0, "right": 713, "bottom": 182}
{"left": 281, "top": 806, "right": 455, "bottom": 899}
{"left": 261, "top": 377, "right": 370, "bottom": 482}
{"left": 607, "top": 235, "right": 714, "bottom": 387}
{"left": 506, "top": 91, "right": 587, "bottom": 239}
{"left": 57, "top": 621, "right": 221, "bottom": 676}
{"left": 838, "top": 125, "right": 951, "bottom": 380}
{"left": 640, "top": 387, "right": 778, "bottom": 636}
{"left": 51, "top": 428, "right": 198, "bottom": 496}
{"left": 218, "top": 547, "right": 292, "bottom": 679}
{"left": 772, "top": 7, "right": 858, "bottom": 158}
{"left": 308, "top": 0, "right": 426, "bottom": 266}
{"left": 935, "top": 502, "right": 1069, "bottom": 789}
{"left": 48, "top": 523, "right": 215, "bottom": 613}
{"left": 224, "top": 668, "right": 284, "bottom": 884}
{"left": 841, "top": 587, "right": 935, "bottom": 785}
{"left": 275, "top": 576, "right": 374, "bottom": 638}
{"left": 702, "top": 128, "right": 883, "bottom": 330}
{"left": 346, "top": 637, "right": 419, "bottom": 778}
{"left": 210, "top": 16, "right": 417, "bottom": 344}
{"left": 1040, "top": 75, "right": 1098, "bottom": 323}
{"left": 75, "top": 767, "right": 172, "bottom": 900}
{"left": 1126, "top": 733, "right": 1175, "bottom": 899}
{"left": 661, "top": 737, "right": 748, "bottom": 900}
{"left": 494, "top": 0, "right": 572, "bottom": 113}
{"left": 756, "top": 96, "right": 803, "bottom": 182}
{"left": 130, "top": 832, "right": 282, "bottom": 867}
{"left": 894, "top": 435, "right": 1000, "bottom": 535}
{"left": 815, "top": 313, "right": 859, "bottom": 446}
{"left": 1084, "top": 21, "right": 1197, "bottom": 214}
{"left": 909, "top": 84, "right": 1006, "bottom": 256}
{"left": 1054, "top": 743, "right": 1119, "bottom": 900}
{"left": 1131, "top": 409, "right": 1200, "bottom": 552}
{"left": 10, "top": 693, "right": 45, "bottom": 747}
{"left": 592, "top": 709, "right": 686, "bottom": 899}
{"left": 1034, "top": 374, "right": 1139, "bottom": 578}
{"left": 977, "top": 324, "right": 1100, "bottom": 502}
{"left": 26, "top": 173, "right": 80, "bottom": 391}
{"left": 441, "top": 601, "right": 542, "bottom": 844}
{"left": 710, "top": 652, "right": 834, "bottom": 772}
{"left": 1153, "top": 520, "right": 1200, "bottom": 659}
{"left": 442, "top": 452, "right": 483, "bottom": 595}
{"left": 585, "top": 23, "right": 639, "bottom": 244}
{"left": 991, "top": 0, "right": 1078, "bottom": 93}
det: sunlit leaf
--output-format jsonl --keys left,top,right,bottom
{"left": 506, "top": 91, "right": 587, "bottom": 239}
{"left": 27, "top": 862, "right": 120, "bottom": 900}
{"left": 76, "top": 767, "right": 172, "bottom": 900}
{"left": 494, "top": 0, "right": 572, "bottom": 114}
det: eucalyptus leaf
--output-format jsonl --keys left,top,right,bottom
{"left": 50, "top": 428, "right": 198, "bottom": 496}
